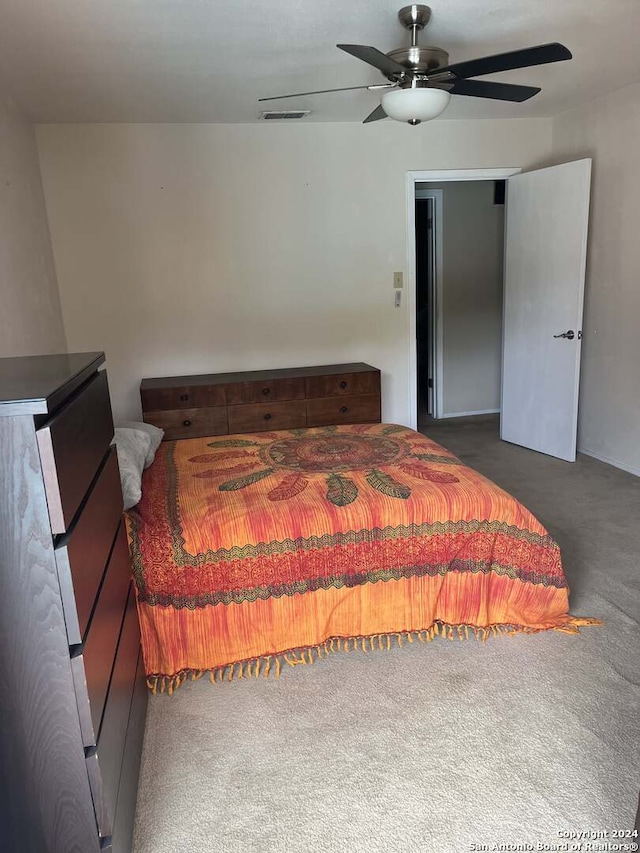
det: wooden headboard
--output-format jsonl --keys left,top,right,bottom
{"left": 140, "top": 363, "right": 381, "bottom": 440}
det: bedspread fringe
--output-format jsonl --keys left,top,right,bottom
{"left": 146, "top": 616, "right": 601, "bottom": 695}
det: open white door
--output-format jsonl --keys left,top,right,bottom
{"left": 501, "top": 159, "right": 591, "bottom": 462}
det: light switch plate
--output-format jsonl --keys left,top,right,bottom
{"left": 393, "top": 271, "right": 403, "bottom": 289}
{"left": 394, "top": 291, "right": 402, "bottom": 308}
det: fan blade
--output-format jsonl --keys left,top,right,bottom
{"left": 432, "top": 43, "right": 572, "bottom": 80}
{"left": 363, "top": 104, "right": 387, "bottom": 124}
{"left": 258, "top": 83, "right": 396, "bottom": 101}
{"left": 438, "top": 79, "right": 541, "bottom": 102}
{"left": 337, "top": 44, "right": 408, "bottom": 78}
{"left": 259, "top": 84, "right": 392, "bottom": 101}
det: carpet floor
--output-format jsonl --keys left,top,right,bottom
{"left": 132, "top": 419, "right": 640, "bottom": 853}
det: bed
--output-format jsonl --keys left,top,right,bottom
{"left": 126, "top": 422, "right": 597, "bottom": 693}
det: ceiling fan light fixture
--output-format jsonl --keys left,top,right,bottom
{"left": 260, "top": 5, "right": 572, "bottom": 125}
{"left": 381, "top": 86, "right": 451, "bottom": 124}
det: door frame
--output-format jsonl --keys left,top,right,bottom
{"left": 406, "top": 168, "right": 521, "bottom": 430}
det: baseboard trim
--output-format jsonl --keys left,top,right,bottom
{"left": 579, "top": 447, "right": 640, "bottom": 478}
{"left": 441, "top": 409, "right": 501, "bottom": 419}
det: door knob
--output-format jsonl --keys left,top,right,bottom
{"left": 553, "top": 330, "right": 575, "bottom": 340}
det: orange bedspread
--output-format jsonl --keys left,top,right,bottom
{"left": 126, "top": 423, "right": 594, "bottom": 692}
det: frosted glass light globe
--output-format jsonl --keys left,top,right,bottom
{"left": 381, "top": 87, "right": 451, "bottom": 124}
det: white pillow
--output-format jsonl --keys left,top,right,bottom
{"left": 113, "top": 427, "right": 152, "bottom": 510}
{"left": 120, "top": 420, "right": 164, "bottom": 468}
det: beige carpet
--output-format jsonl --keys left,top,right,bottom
{"left": 132, "top": 419, "right": 640, "bottom": 853}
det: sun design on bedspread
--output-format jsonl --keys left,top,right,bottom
{"left": 187, "top": 424, "right": 461, "bottom": 506}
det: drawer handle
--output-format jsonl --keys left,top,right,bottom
{"left": 183, "top": 419, "right": 192, "bottom": 427}
{"left": 264, "top": 413, "right": 272, "bottom": 421}
{"left": 262, "top": 387, "right": 271, "bottom": 396}
{"left": 340, "top": 406, "right": 348, "bottom": 414}
{"left": 180, "top": 394, "right": 189, "bottom": 401}
{"left": 340, "top": 381, "right": 348, "bottom": 389}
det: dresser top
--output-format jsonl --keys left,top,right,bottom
{"left": 140, "top": 362, "right": 379, "bottom": 390}
{"left": 0, "top": 352, "right": 105, "bottom": 416}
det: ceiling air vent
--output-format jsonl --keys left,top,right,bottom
{"left": 260, "top": 110, "right": 310, "bottom": 120}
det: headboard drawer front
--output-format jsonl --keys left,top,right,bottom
{"left": 37, "top": 370, "right": 114, "bottom": 534}
{"left": 306, "top": 394, "right": 381, "bottom": 426}
{"left": 228, "top": 400, "right": 307, "bottom": 433}
{"left": 144, "top": 405, "right": 228, "bottom": 441}
{"left": 226, "top": 377, "right": 306, "bottom": 405}
{"left": 141, "top": 383, "right": 225, "bottom": 412}
{"left": 141, "top": 364, "right": 381, "bottom": 439}
{"left": 306, "top": 371, "right": 380, "bottom": 399}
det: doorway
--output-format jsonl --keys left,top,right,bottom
{"left": 414, "top": 179, "right": 508, "bottom": 429}
{"left": 406, "top": 168, "right": 521, "bottom": 431}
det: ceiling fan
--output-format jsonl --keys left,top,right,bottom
{"left": 259, "top": 4, "right": 572, "bottom": 125}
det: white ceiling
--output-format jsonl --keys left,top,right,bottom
{"left": 0, "top": 0, "right": 639, "bottom": 123}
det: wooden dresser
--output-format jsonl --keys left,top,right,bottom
{"left": 0, "top": 352, "right": 147, "bottom": 853}
{"left": 141, "top": 362, "right": 381, "bottom": 440}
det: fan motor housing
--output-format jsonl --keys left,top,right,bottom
{"left": 386, "top": 45, "right": 449, "bottom": 75}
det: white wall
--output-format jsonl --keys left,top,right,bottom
{"left": 0, "top": 94, "right": 66, "bottom": 357}
{"left": 417, "top": 181, "right": 504, "bottom": 416}
{"left": 37, "top": 120, "right": 551, "bottom": 424}
{"left": 552, "top": 82, "right": 640, "bottom": 476}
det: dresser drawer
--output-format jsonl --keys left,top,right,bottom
{"left": 90, "top": 583, "right": 140, "bottom": 838}
{"left": 144, "top": 406, "right": 228, "bottom": 441}
{"left": 71, "top": 522, "right": 132, "bottom": 747}
{"left": 228, "top": 400, "right": 307, "bottom": 433}
{"left": 86, "top": 751, "right": 113, "bottom": 840}
{"left": 37, "top": 370, "right": 114, "bottom": 534}
{"left": 140, "top": 383, "right": 225, "bottom": 412}
{"left": 55, "top": 447, "right": 123, "bottom": 646}
{"left": 88, "top": 657, "right": 147, "bottom": 849}
{"left": 226, "top": 377, "right": 306, "bottom": 405}
{"left": 111, "top": 649, "right": 148, "bottom": 853}
{"left": 305, "top": 371, "right": 380, "bottom": 399}
{"left": 306, "top": 395, "right": 381, "bottom": 426}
